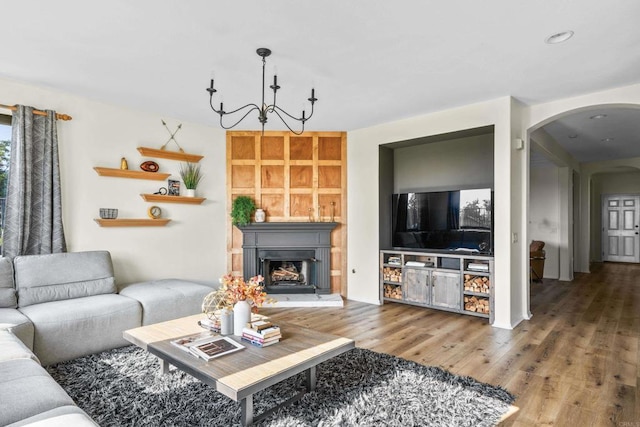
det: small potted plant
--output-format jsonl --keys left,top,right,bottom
{"left": 179, "top": 162, "right": 203, "bottom": 197}
{"left": 231, "top": 195, "right": 256, "bottom": 226}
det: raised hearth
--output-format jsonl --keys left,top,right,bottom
{"left": 238, "top": 222, "right": 338, "bottom": 294}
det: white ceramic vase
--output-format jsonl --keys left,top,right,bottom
{"left": 219, "top": 309, "right": 233, "bottom": 335}
{"left": 233, "top": 300, "right": 251, "bottom": 336}
{"left": 185, "top": 188, "right": 196, "bottom": 197}
{"left": 255, "top": 208, "right": 266, "bottom": 223}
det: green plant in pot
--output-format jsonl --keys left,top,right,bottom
{"left": 231, "top": 196, "right": 256, "bottom": 226}
{"left": 179, "top": 162, "right": 203, "bottom": 197}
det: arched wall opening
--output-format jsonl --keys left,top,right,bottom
{"left": 522, "top": 100, "right": 640, "bottom": 318}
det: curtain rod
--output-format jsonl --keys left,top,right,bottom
{"left": 0, "top": 103, "right": 72, "bottom": 121}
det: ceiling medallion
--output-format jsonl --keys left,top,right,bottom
{"left": 206, "top": 48, "right": 317, "bottom": 135}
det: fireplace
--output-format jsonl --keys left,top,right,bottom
{"left": 238, "top": 222, "right": 337, "bottom": 294}
{"left": 259, "top": 249, "right": 316, "bottom": 294}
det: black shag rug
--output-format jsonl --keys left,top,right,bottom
{"left": 47, "top": 346, "right": 514, "bottom": 426}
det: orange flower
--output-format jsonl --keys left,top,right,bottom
{"left": 219, "top": 274, "right": 274, "bottom": 313}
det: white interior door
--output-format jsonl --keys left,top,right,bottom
{"left": 602, "top": 195, "right": 640, "bottom": 263}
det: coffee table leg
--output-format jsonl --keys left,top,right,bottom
{"left": 241, "top": 394, "right": 253, "bottom": 426}
{"left": 159, "top": 358, "right": 170, "bottom": 375}
{"left": 306, "top": 366, "right": 317, "bottom": 392}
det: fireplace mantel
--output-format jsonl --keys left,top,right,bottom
{"left": 238, "top": 222, "right": 338, "bottom": 294}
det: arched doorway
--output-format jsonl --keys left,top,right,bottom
{"left": 524, "top": 103, "right": 640, "bottom": 316}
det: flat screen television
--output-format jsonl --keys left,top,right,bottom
{"left": 392, "top": 188, "right": 493, "bottom": 254}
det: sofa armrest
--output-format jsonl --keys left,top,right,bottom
{"left": 0, "top": 329, "right": 40, "bottom": 364}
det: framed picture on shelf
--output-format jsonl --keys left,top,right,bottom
{"left": 168, "top": 179, "right": 180, "bottom": 196}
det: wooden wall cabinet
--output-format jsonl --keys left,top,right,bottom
{"left": 380, "top": 250, "right": 494, "bottom": 322}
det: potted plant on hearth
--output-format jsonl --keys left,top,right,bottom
{"left": 230, "top": 195, "right": 256, "bottom": 226}
{"left": 179, "top": 162, "right": 203, "bottom": 197}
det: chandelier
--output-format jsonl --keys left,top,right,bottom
{"left": 206, "top": 48, "right": 317, "bottom": 135}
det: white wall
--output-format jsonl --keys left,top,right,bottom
{"left": 348, "top": 96, "right": 527, "bottom": 329}
{"left": 529, "top": 166, "right": 560, "bottom": 278}
{"left": 0, "top": 77, "right": 228, "bottom": 284}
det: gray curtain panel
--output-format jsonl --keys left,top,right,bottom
{"left": 2, "top": 105, "right": 67, "bottom": 258}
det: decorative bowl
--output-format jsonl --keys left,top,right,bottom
{"left": 99, "top": 208, "right": 118, "bottom": 219}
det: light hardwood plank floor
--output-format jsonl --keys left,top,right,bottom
{"left": 264, "top": 262, "right": 640, "bottom": 426}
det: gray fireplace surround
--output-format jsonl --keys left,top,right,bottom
{"left": 238, "top": 222, "right": 338, "bottom": 294}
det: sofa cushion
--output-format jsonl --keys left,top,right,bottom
{"left": 0, "top": 308, "right": 35, "bottom": 350}
{"left": 19, "top": 294, "right": 142, "bottom": 366}
{"left": 14, "top": 251, "right": 117, "bottom": 307}
{"left": 0, "top": 358, "right": 75, "bottom": 426}
{"left": 7, "top": 406, "right": 98, "bottom": 427}
{"left": 0, "top": 257, "right": 17, "bottom": 308}
{"left": 0, "top": 329, "right": 39, "bottom": 364}
{"left": 118, "top": 279, "right": 215, "bottom": 325}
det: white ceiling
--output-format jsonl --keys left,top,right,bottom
{"left": 3, "top": 1, "right": 640, "bottom": 161}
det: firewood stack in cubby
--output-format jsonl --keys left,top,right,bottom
{"left": 463, "top": 275, "right": 490, "bottom": 294}
{"left": 464, "top": 296, "right": 490, "bottom": 313}
{"left": 382, "top": 267, "right": 402, "bottom": 282}
{"left": 383, "top": 284, "right": 402, "bottom": 299}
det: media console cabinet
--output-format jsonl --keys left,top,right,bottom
{"left": 380, "top": 250, "right": 494, "bottom": 323}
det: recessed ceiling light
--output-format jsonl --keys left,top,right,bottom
{"left": 545, "top": 30, "right": 574, "bottom": 44}
{"left": 601, "top": 137, "right": 615, "bottom": 143}
{"left": 568, "top": 134, "right": 578, "bottom": 139}
{"left": 590, "top": 114, "right": 607, "bottom": 120}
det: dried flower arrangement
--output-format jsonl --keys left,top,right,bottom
{"left": 219, "top": 274, "right": 273, "bottom": 313}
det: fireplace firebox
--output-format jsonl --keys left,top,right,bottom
{"left": 238, "top": 222, "right": 337, "bottom": 294}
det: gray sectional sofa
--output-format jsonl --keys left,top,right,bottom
{"left": 0, "top": 250, "right": 217, "bottom": 426}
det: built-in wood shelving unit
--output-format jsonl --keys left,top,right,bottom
{"left": 140, "top": 194, "right": 206, "bottom": 205}
{"left": 137, "top": 147, "right": 203, "bottom": 163}
{"left": 94, "top": 218, "right": 171, "bottom": 227}
{"left": 93, "top": 167, "right": 170, "bottom": 181}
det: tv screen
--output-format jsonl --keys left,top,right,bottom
{"left": 392, "top": 188, "right": 493, "bottom": 254}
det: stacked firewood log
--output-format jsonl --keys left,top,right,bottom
{"left": 271, "top": 266, "right": 301, "bottom": 282}
{"left": 464, "top": 296, "right": 490, "bottom": 313}
{"left": 383, "top": 284, "right": 402, "bottom": 299}
{"left": 463, "top": 275, "right": 491, "bottom": 293}
{"left": 382, "top": 267, "right": 402, "bottom": 282}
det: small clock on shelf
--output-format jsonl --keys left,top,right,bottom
{"left": 147, "top": 206, "right": 162, "bottom": 219}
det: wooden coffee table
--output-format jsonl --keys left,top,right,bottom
{"left": 123, "top": 314, "right": 355, "bottom": 426}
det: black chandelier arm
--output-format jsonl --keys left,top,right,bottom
{"left": 272, "top": 102, "right": 315, "bottom": 123}
{"left": 219, "top": 106, "right": 262, "bottom": 130}
{"left": 270, "top": 107, "right": 306, "bottom": 135}
{"left": 208, "top": 95, "right": 261, "bottom": 117}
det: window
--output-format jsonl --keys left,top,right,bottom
{"left": 0, "top": 114, "right": 11, "bottom": 251}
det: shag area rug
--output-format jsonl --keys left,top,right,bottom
{"left": 47, "top": 346, "right": 514, "bottom": 427}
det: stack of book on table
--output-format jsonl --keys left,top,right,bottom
{"left": 198, "top": 317, "right": 220, "bottom": 333}
{"left": 241, "top": 318, "right": 281, "bottom": 347}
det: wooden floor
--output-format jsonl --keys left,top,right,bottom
{"left": 264, "top": 262, "right": 640, "bottom": 426}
